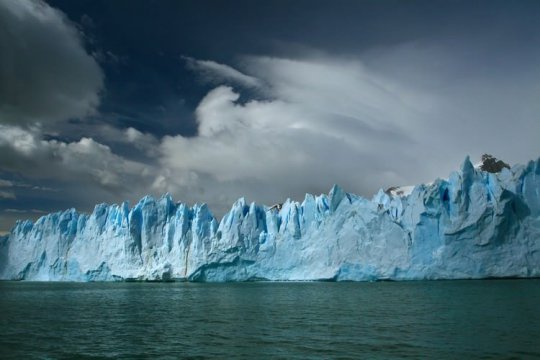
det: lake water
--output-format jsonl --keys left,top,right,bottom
{"left": 0, "top": 280, "right": 539, "bottom": 359}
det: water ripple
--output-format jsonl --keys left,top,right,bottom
{"left": 0, "top": 280, "right": 539, "bottom": 359}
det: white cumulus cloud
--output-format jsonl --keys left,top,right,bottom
{"left": 0, "top": 124, "right": 152, "bottom": 189}
{"left": 152, "top": 51, "right": 540, "bottom": 213}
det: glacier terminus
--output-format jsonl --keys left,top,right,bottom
{"left": 1, "top": 156, "right": 539, "bottom": 282}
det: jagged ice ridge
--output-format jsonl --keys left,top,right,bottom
{"left": 1, "top": 156, "right": 539, "bottom": 281}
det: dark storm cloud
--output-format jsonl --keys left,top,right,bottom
{"left": 0, "top": 0, "right": 103, "bottom": 125}
{"left": 0, "top": 178, "right": 15, "bottom": 200}
{"left": 0, "top": 0, "right": 162, "bottom": 233}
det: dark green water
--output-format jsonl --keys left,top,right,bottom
{"left": 0, "top": 280, "right": 539, "bottom": 359}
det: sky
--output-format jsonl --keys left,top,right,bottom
{"left": 1, "top": 0, "right": 539, "bottom": 233}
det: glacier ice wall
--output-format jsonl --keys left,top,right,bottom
{"left": 1, "top": 157, "right": 539, "bottom": 282}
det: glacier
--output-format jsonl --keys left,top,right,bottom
{"left": 1, "top": 156, "right": 539, "bottom": 282}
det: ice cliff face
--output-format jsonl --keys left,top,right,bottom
{"left": 1, "top": 157, "right": 539, "bottom": 282}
